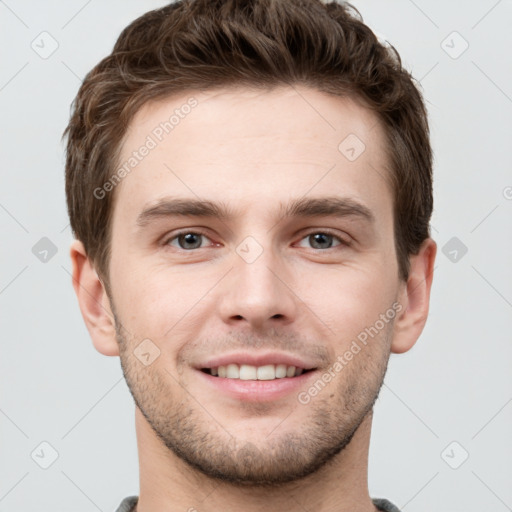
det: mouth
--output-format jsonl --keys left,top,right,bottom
{"left": 193, "top": 352, "right": 320, "bottom": 402}
{"left": 200, "top": 364, "right": 316, "bottom": 380}
{"left": 195, "top": 362, "right": 319, "bottom": 403}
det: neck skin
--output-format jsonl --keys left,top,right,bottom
{"left": 134, "top": 407, "right": 378, "bottom": 512}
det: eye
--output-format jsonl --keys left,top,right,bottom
{"left": 296, "top": 231, "right": 349, "bottom": 250}
{"left": 165, "top": 231, "right": 213, "bottom": 250}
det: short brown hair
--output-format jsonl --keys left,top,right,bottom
{"left": 64, "top": 0, "right": 433, "bottom": 286}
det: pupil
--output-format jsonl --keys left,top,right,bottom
{"left": 180, "top": 233, "right": 201, "bottom": 249}
{"left": 311, "top": 233, "right": 332, "bottom": 249}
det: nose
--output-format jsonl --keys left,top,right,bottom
{"left": 217, "top": 240, "right": 298, "bottom": 330}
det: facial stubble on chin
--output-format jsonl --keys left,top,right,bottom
{"left": 112, "top": 311, "right": 392, "bottom": 488}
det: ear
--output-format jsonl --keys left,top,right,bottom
{"left": 391, "top": 237, "right": 437, "bottom": 354}
{"left": 69, "top": 239, "right": 119, "bottom": 356}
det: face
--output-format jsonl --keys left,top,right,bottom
{"left": 108, "top": 85, "right": 402, "bottom": 485}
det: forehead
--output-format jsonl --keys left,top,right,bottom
{"left": 112, "top": 85, "right": 392, "bottom": 226}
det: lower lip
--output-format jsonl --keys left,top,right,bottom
{"left": 195, "top": 369, "right": 318, "bottom": 402}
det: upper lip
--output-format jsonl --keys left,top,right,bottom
{"left": 195, "top": 352, "right": 318, "bottom": 371}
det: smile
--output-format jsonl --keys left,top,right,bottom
{"left": 201, "top": 363, "right": 315, "bottom": 380}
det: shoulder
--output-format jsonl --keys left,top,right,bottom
{"left": 114, "top": 495, "right": 139, "bottom": 512}
{"left": 372, "top": 498, "right": 402, "bottom": 512}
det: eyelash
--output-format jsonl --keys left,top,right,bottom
{"left": 162, "top": 229, "right": 351, "bottom": 251}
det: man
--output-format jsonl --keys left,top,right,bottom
{"left": 64, "top": 0, "right": 436, "bottom": 510}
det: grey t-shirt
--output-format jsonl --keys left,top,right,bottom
{"left": 115, "top": 495, "right": 402, "bottom": 511}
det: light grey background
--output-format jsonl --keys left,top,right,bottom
{"left": 1, "top": 1, "right": 511, "bottom": 511}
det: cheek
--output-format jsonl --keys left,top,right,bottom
{"left": 299, "top": 262, "right": 397, "bottom": 343}
{"left": 110, "top": 259, "right": 218, "bottom": 339}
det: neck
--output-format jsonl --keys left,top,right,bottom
{"left": 134, "top": 407, "right": 377, "bottom": 512}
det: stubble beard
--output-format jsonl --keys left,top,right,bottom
{"left": 114, "top": 317, "right": 392, "bottom": 488}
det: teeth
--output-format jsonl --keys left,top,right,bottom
{"left": 239, "top": 364, "right": 257, "bottom": 380}
{"left": 286, "top": 365, "right": 296, "bottom": 377}
{"left": 257, "top": 364, "right": 275, "bottom": 380}
{"left": 226, "top": 364, "right": 239, "bottom": 379}
{"left": 275, "top": 364, "right": 287, "bottom": 378}
{"left": 210, "top": 364, "right": 306, "bottom": 380}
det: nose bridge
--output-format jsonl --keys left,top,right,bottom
{"left": 218, "top": 233, "right": 297, "bottom": 327}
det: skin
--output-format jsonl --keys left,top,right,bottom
{"left": 70, "top": 85, "right": 436, "bottom": 512}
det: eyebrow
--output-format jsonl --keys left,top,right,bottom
{"left": 136, "top": 196, "right": 375, "bottom": 227}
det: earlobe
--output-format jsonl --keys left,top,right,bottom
{"left": 69, "top": 240, "right": 120, "bottom": 357}
{"left": 391, "top": 238, "right": 437, "bottom": 354}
